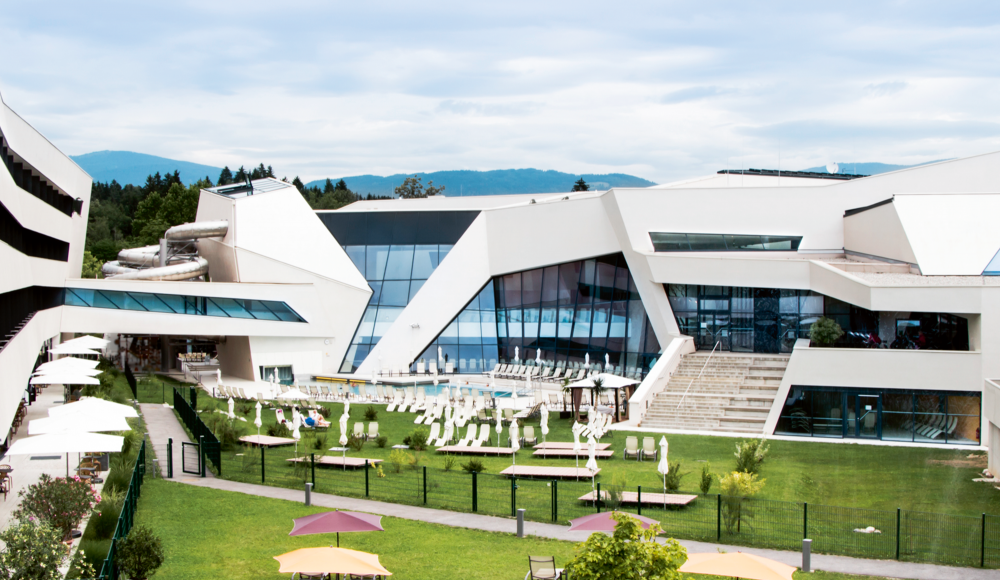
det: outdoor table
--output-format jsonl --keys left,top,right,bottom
{"left": 328, "top": 447, "right": 348, "bottom": 471}
{"left": 390, "top": 444, "right": 410, "bottom": 450}
{"left": 0, "top": 465, "right": 12, "bottom": 486}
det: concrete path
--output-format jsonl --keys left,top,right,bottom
{"left": 142, "top": 405, "right": 994, "bottom": 580}
{"left": 139, "top": 403, "right": 199, "bottom": 479}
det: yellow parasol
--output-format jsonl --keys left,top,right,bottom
{"left": 274, "top": 547, "right": 392, "bottom": 577}
{"left": 678, "top": 552, "right": 796, "bottom": 580}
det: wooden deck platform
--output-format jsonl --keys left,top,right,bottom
{"left": 436, "top": 445, "right": 515, "bottom": 455}
{"left": 287, "top": 456, "right": 383, "bottom": 468}
{"left": 532, "top": 449, "right": 615, "bottom": 459}
{"left": 499, "top": 465, "right": 600, "bottom": 479}
{"left": 577, "top": 490, "right": 697, "bottom": 506}
{"left": 240, "top": 435, "right": 297, "bottom": 447}
{"left": 533, "top": 441, "right": 611, "bottom": 450}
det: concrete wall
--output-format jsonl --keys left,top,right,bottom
{"left": 843, "top": 200, "right": 918, "bottom": 264}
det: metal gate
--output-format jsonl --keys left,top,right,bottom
{"left": 181, "top": 442, "right": 201, "bottom": 475}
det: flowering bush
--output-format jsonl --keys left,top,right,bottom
{"left": 0, "top": 519, "right": 66, "bottom": 580}
{"left": 14, "top": 474, "right": 99, "bottom": 540}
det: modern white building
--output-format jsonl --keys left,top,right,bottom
{"left": 3, "top": 89, "right": 1000, "bottom": 474}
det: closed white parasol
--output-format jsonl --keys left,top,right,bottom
{"left": 509, "top": 418, "right": 520, "bottom": 466}
{"left": 657, "top": 436, "right": 670, "bottom": 506}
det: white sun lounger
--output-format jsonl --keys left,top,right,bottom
{"left": 458, "top": 424, "right": 478, "bottom": 446}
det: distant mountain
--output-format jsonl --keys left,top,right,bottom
{"left": 307, "top": 169, "right": 657, "bottom": 196}
{"left": 71, "top": 151, "right": 223, "bottom": 186}
{"left": 798, "top": 160, "right": 949, "bottom": 176}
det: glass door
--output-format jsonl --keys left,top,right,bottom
{"left": 849, "top": 394, "right": 880, "bottom": 438}
{"left": 699, "top": 313, "right": 729, "bottom": 350}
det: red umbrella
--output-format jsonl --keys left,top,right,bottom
{"left": 289, "top": 511, "right": 384, "bottom": 547}
{"left": 568, "top": 511, "right": 660, "bottom": 532}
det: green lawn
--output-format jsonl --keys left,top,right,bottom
{"left": 200, "top": 396, "right": 997, "bottom": 516}
{"left": 137, "top": 477, "right": 910, "bottom": 580}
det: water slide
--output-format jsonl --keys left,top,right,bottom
{"left": 101, "top": 220, "right": 228, "bottom": 281}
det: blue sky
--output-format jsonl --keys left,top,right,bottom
{"left": 1, "top": 1, "right": 998, "bottom": 183}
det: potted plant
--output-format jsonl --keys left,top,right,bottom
{"left": 809, "top": 317, "right": 844, "bottom": 347}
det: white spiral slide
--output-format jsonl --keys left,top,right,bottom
{"left": 102, "top": 220, "right": 228, "bottom": 281}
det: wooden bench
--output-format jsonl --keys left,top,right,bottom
{"left": 577, "top": 490, "right": 697, "bottom": 506}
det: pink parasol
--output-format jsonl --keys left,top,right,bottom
{"left": 567, "top": 511, "right": 659, "bottom": 532}
{"left": 289, "top": 510, "right": 384, "bottom": 547}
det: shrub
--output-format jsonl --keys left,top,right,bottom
{"left": 311, "top": 434, "right": 327, "bottom": 451}
{"left": 606, "top": 470, "right": 628, "bottom": 510}
{"left": 67, "top": 541, "right": 102, "bottom": 579}
{"left": 103, "top": 454, "right": 134, "bottom": 495}
{"left": 663, "top": 462, "right": 685, "bottom": 491}
{"left": 14, "top": 474, "right": 99, "bottom": 539}
{"left": 408, "top": 452, "right": 421, "bottom": 470}
{"left": 236, "top": 401, "right": 254, "bottom": 416}
{"left": 347, "top": 434, "right": 365, "bottom": 452}
{"left": 267, "top": 422, "right": 291, "bottom": 438}
{"left": 316, "top": 405, "right": 331, "bottom": 419}
{"left": 389, "top": 449, "right": 412, "bottom": 473}
{"left": 699, "top": 463, "right": 714, "bottom": 495}
{"left": 116, "top": 524, "right": 165, "bottom": 580}
{"left": 719, "top": 471, "right": 766, "bottom": 535}
{"left": 375, "top": 465, "right": 386, "bottom": 478}
{"left": 375, "top": 435, "right": 388, "bottom": 448}
{"left": 239, "top": 446, "right": 261, "bottom": 474}
{"left": 565, "top": 512, "right": 687, "bottom": 580}
{"left": 444, "top": 456, "right": 457, "bottom": 471}
{"left": 89, "top": 499, "right": 120, "bottom": 540}
{"left": 734, "top": 438, "right": 770, "bottom": 475}
{"left": 408, "top": 427, "right": 429, "bottom": 451}
{"left": 364, "top": 405, "right": 378, "bottom": 421}
{"left": 0, "top": 519, "right": 67, "bottom": 580}
{"left": 461, "top": 458, "right": 486, "bottom": 473}
{"left": 809, "top": 316, "right": 844, "bottom": 346}
{"left": 205, "top": 414, "right": 248, "bottom": 448}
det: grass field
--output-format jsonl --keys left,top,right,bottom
{"left": 137, "top": 477, "right": 912, "bottom": 580}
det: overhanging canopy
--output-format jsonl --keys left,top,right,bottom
{"left": 29, "top": 413, "right": 132, "bottom": 435}
{"left": 49, "top": 398, "right": 140, "bottom": 419}
{"left": 29, "top": 374, "right": 101, "bottom": 385}
{"left": 5, "top": 431, "right": 124, "bottom": 455}
{"left": 566, "top": 373, "right": 639, "bottom": 389}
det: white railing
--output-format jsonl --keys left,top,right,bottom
{"left": 676, "top": 341, "right": 721, "bottom": 410}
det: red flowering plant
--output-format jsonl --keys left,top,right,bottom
{"left": 13, "top": 474, "right": 99, "bottom": 540}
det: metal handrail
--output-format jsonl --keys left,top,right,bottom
{"left": 676, "top": 341, "right": 721, "bottom": 410}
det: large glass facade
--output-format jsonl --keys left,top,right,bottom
{"left": 64, "top": 288, "right": 305, "bottom": 322}
{"left": 339, "top": 244, "right": 453, "bottom": 372}
{"left": 413, "top": 253, "right": 661, "bottom": 378}
{"left": 666, "top": 284, "right": 969, "bottom": 353}
{"left": 777, "top": 386, "right": 981, "bottom": 445}
{"left": 650, "top": 233, "right": 802, "bottom": 252}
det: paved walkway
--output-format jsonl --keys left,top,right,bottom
{"left": 139, "top": 403, "right": 207, "bottom": 478}
{"left": 143, "top": 406, "right": 994, "bottom": 580}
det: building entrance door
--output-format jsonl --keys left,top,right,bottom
{"left": 848, "top": 394, "right": 880, "bottom": 438}
{"left": 698, "top": 313, "right": 729, "bottom": 351}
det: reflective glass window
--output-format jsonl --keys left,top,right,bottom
{"left": 94, "top": 290, "right": 123, "bottom": 309}
{"left": 479, "top": 282, "right": 496, "bottom": 311}
{"left": 438, "top": 244, "right": 453, "bottom": 261}
{"left": 379, "top": 281, "right": 410, "bottom": 307}
{"left": 539, "top": 307, "right": 558, "bottom": 337}
{"left": 411, "top": 245, "right": 438, "bottom": 279}
{"left": 204, "top": 298, "right": 230, "bottom": 317}
{"left": 557, "top": 263, "right": 580, "bottom": 305}
{"left": 458, "top": 310, "right": 482, "bottom": 338}
{"left": 504, "top": 273, "right": 522, "bottom": 308}
{"left": 649, "top": 232, "right": 690, "bottom": 251}
{"left": 408, "top": 280, "right": 425, "bottom": 302}
{"left": 882, "top": 393, "right": 913, "bottom": 442}
{"left": 609, "top": 302, "right": 627, "bottom": 337}
{"left": 384, "top": 245, "right": 414, "bottom": 280}
{"left": 724, "top": 234, "right": 765, "bottom": 250}
{"left": 761, "top": 235, "right": 801, "bottom": 250}
{"left": 373, "top": 307, "right": 402, "bottom": 339}
{"left": 578, "top": 260, "right": 596, "bottom": 304}
{"left": 507, "top": 309, "right": 523, "bottom": 338}
{"left": 345, "top": 246, "right": 366, "bottom": 277}
{"left": 687, "top": 234, "right": 728, "bottom": 251}
{"left": 522, "top": 269, "right": 543, "bottom": 304}
{"left": 558, "top": 307, "right": 575, "bottom": 338}
{"left": 247, "top": 300, "right": 280, "bottom": 320}
{"left": 65, "top": 288, "right": 93, "bottom": 307}
{"left": 592, "top": 302, "right": 610, "bottom": 340}
{"left": 158, "top": 293, "right": 185, "bottom": 314}
{"left": 365, "top": 245, "right": 390, "bottom": 281}
{"left": 596, "top": 260, "right": 616, "bottom": 300}
{"left": 541, "top": 266, "right": 559, "bottom": 302}
{"left": 210, "top": 297, "right": 255, "bottom": 319}
{"left": 523, "top": 307, "right": 540, "bottom": 338}
{"left": 573, "top": 306, "right": 592, "bottom": 338}
{"left": 355, "top": 306, "right": 377, "bottom": 343}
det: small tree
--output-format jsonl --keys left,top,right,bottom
{"left": 572, "top": 178, "right": 590, "bottom": 192}
{"left": 809, "top": 316, "right": 844, "bottom": 346}
{"left": 699, "top": 463, "right": 714, "bottom": 494}
{"left": 565, "top": 512, "right": 687, "bottom": 580}
{"left": 0, "top": 519, "right": 66, "bottom": 580}
{"left": 394, "top": 175, "right": 445, "bottom": 199}
{"left": 590, "top": 377, "right": 606, "bottom": 412}
{"left": 116, "top": 525, "right": 165, "bottom": 580}
{"left": 14, "top": 474, "right": 99, "bottom": 540}
{"left": 719, "top": 471, "right": 766, "bottom": 535}
{"left": 734, "top": 438, "right": 770, "bottom": 475}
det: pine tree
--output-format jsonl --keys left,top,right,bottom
{"left": 217, "top": 166, "right": 234, "bottom": 186}
{"left": 572, "top": 178, "right": 589, "bottom": 192}
{"left": 234, "top": 166, "right": 247, "bottom": 183}
{"left": 292, "top": 177, "right": 306, "bottom": 195}
{"left": 324, "top": 179, "right": 335, "bottom": 194}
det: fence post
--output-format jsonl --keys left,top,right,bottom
{"left": 423, "top": 466, "right": 427, "bottom": 505}
{"left": 552, "top": 480, "right": 558, "bottom": 522}
{"left": 717, "top": 494, "right": 722, "bottom": 541}
{"left": 637, "top": 485, "right": 642, "bottom": 516}
{"left": 803, "top": 502, "right": 808, "bottom": 539}
{"left": 199, "top": 435, "right": 205, "bottom": 477}
{"left": 167, "top": 438, "right": 173, "bottom": 478}
{"left": 982, "top": 512, "right": 987, "bottom": 568}
{"left": 896, "top": 508, "right": 903, "bottom": 560}
{"left": 365, "top": 460, "right": 370, "bottom": 497}
{"left": 472, "top": 472, "right": 478, "bottom": 512}
{"left": 261, "top": 445, "right": 266, "bottom": 484}
{"left": 596, "top": 483, "right": 601, "bottom": 513}
{"left": 311, "top": 453, "right": 316, "bottom": 488}
{"left": 511, "top": 477, "right": 517, "bottom": 517}
{"left": 190, "top": 386, "right": 197, "bottom": 410}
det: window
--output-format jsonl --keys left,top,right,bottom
{"left": 64, "top": 289, "right": 305, "bottom": 322}
{"left": 651, "top": 232, "right": 802, "bottom": 252}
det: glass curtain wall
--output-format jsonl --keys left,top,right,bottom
{"left": 339, "top": 244, "right": 453, "bottom": 372}
{"left": 415, "top": 253, "right": 660, "bottom": 378}
{"left": 777, "top": 386, "right": 981, "bottom": 445}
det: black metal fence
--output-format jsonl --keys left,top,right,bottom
{"left": 218, "top": 445, "right": 1000, "bottom": 569}
{"left": 97, "top": 440, "right": 146, "bottom": 580}
{"left": 172, "top": 387, "right": 221, "bottom": 475}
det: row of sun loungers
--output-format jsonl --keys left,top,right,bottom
{"left": 482, "top": 363, "right": 646, "bottom": 382}
{"left": 901, "top": 414, "right": 959, "bottom": 439}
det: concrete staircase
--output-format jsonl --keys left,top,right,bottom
{"left": 640, "top": 352, "right": 788, "bottom": 434}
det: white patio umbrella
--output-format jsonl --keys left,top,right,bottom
{"left": 437, "top": 347, "right": 443, "bottom": 370}
{"left": 495, "top": 414, "right": 503, "bottom": 450}
{"left": 509, "top": 418, "right": 520, "bottom": 466}
{"left": 277, "top": 390, "right": 309, "bottom": 401}
{"left": 572, "top": 421, "right": 583, "bottom": 471}
{"left": 228, "top": 397, "right": 236, "bottom": 420}
{"left": 442, "top": 417, "right": 454, "bottom": 446}
{"left": 30, "top": 374, "right": 100, "bottom": 385}
{"left": 292, "top": 413, "right": 302, "bottom": 455}
{"left": 584, "top": 353, "right": 589, "bottom": 368}
{"left": 605, "top": 353, "right": 610, "bottom": 371}
{"left": 33, "top": 368, "right": 102, "bottom": 378}
{"left": 343, "top": 400, "right": 351, "bottom": 416}
{"left": 36, "top": 357, "right": 99, "bottom": 372}
{"left": 339, "top": 414, "right": 349, "bottom": 446}
{"left": 514, "top": 346, "right": 519, "bottom": 361}
{"left": 6, "top": 431, "right": 123, "bottom": 477}
{"left": 50, "top": 397, "right": 139, "bottom": 418}
{"left": 29, "top": 413, "right": 131, "bottom": 435}
{"left": 254, "top": 401, "right": 263, "bottom": 436}
{"left": 536, "top": 350, "right": 542, "bottom": 365}
{"left": 566, "top": 373, "right": 639, "bottom": 390}
{"left": 586, "top": 436, "right": 598, "bottom": 497}
{"left": 49, "top": 344, "right": 101, "bottom": 356}
{"left": 657, "top": 436, "right": 670, "bottom": 508}
{"left": 60, "top": 336, "right": 110, "bottom": 350}
{"left": 540, "top": 404, "right": 549, "bottom": 443}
